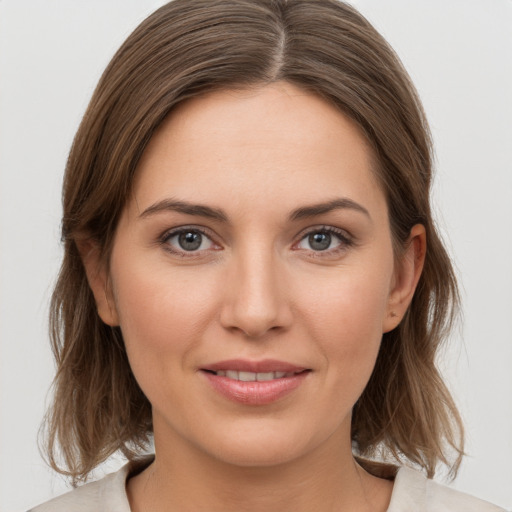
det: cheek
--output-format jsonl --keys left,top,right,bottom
{"left": 302, "top": 264, "right": 391, "bottom": 335}
{"left": 110, "top": 258, "right": 221, "bottom": 376}
{"left": 298, "top": 264, "right": 392, "bottom": 385}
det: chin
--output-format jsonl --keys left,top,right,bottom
{"left": 196, "top": 419, "right": 332, "bottom": 469}
{"left": 210, "top": 438, "right": 305, "bottom": 468}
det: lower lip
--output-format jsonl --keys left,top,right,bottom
{"left": 202, "top": 371, "right": 309, "bottom": 405}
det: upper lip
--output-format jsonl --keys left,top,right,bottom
{"left": 201, "top": 359, "right": 309, "bottom": 373}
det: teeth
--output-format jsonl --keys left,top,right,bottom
{"left": 238, "top": 371, "right": 256, "bottom": 382}
{"left": 214, "top": 370, "right": 299, "bottom": 381}
{"left": 256, "top": 372, "right": 274, "bottom": 381}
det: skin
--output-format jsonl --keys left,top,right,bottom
{"left": 82, "top": 82, "right": 425, "bottom": 512}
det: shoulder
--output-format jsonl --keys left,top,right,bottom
{"left": 28, "top": 469, "right": 128, "bottom": 512}
{"left": 388, "top": 466, "right": 506, "bottom": 512}
{"left": 425, "top": 477, "right": 506, "bottom": 512}
{"left": 27, "top": 457, "right": 153, "bottom": 512}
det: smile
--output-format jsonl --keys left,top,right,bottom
{"left": 208, "top": 370, "right": 301, "bottom": 381}
{"left": 200, "top": 360, "right": 311, "bottom": 405}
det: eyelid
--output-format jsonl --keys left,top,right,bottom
{"left": 292, "top": 225, "right": 354, "bottom": 254}
{"left": 157, "top": 224, "right": 354, "bottom": 258}
{"left": 159, "top": 225, "right": 222, "bottom": 256}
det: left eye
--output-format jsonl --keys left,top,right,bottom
{"left": 164, "top": 229, "right": 215, "bottom": 252}
{"left": 296, "top": 230, "right": 347, "bottom": 252}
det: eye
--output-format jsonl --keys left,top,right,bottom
{"left": 161, "top": 228, "right": 217, "bottom": 255}
{"left": 295, "top": 227, "right": 352, "bottom": 253}
{"left": 304, "top": 232, "right": 333, "bottom": 251}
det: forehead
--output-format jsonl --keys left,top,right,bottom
{"left": 131, "top": 82, "right": 385, "bottom": 219}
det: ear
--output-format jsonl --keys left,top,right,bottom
{"left": 382, "top": 224, "right": 426, "bottom": 333}
{"left": 76, "top": 238, "right": 119, "bottom": 327}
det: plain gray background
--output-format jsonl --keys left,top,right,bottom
{"left": 1, "top": 1, "right": 511, "bottom": 510}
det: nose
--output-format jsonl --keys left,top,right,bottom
{"left": 219, "top": 246, "right": 293, "bottom": 338}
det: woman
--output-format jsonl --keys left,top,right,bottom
{"left": 30, "top": 0, "right": 504, "bottom": 510}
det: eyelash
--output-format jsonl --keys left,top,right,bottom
{"left": 293, "top": 225, "right": 354, "bottom": 257}
{"left": 158, "top": 225, "right": 354, "bottom": 258}
{"left": 159, "top": 226, "right": 220, "bottom": 258}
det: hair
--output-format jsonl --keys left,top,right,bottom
{"left": 44, "top": 0, "right": 464, "bottom": 484}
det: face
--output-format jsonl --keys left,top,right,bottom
{"left": 86, "top": 82, "right": 422, "bottom": 469}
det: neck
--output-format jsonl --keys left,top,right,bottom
{"left": 127, "top": 423, "right": 393, "bottom": 512}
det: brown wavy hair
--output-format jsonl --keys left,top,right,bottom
{"left": 44, "top": 0, "right": 464, "bottom": 484}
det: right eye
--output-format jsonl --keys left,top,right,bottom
{"left": 161, "top": 228, "right": 218, "bottom": 255}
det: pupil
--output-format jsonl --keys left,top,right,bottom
{"left": 178, "top": 231, "right": 202, "bottom": 251}
{"left": 309, "top": 232, "right": 331, "bottom": 251}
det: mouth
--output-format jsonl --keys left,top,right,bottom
{"left": 200, "top": 360, "right": 311, "bottom": 405}
{"left": 203, "top": 369, "right": 306, "bottom": 381}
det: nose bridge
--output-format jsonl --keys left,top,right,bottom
{"left": 220, "top": 239, "right": 291, "bottom": 337}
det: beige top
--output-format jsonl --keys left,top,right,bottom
{"left": 29, "top": 458, "right": 506, "bottom": 512}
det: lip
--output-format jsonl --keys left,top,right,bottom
{"left": 200, "top": 359, "right": 311, "bottom": 405}
{"left": 202, "top": 359, "right": 307, "bottom": 373}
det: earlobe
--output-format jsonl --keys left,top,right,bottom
{"left": 76, "top": 238, "right": 119, "bottom": 327}
{"left": 382, "top": 224, "right": 426, "bottom": 333}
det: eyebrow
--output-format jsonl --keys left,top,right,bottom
{"left": 138, "top": 197, "right": 370, "bottom": 223}
{"left": 139, "top": 199, "right": 228, "bottom": 222}
{"left": 289, "top": 198, "right": 371, "bottom": 221}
